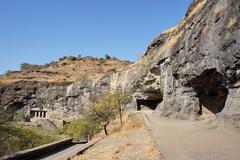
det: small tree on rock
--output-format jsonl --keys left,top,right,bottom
{"left": 92, "top": 92, "right": 118, "bottom": 135}
{"left": 113, "top": 90, "right": 132, "bottom": 126}
{"left": 90, "top": 91, "right": 132, "bottom": 135}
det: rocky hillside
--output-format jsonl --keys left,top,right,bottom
{"left": 0, "top": 0, "right": 239, "bottom": 128}
{"left": 0, "top": 56, "right": 132, "bottom": 84}
{"left": 118, "top": 0, "right": 240, "bottom": 127}
{"left": 0, "top": 56, "right": 132, "bottom": 121}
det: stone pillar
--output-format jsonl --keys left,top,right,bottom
{"left": 34, "top": 111, "right": 37, "bottom": 118}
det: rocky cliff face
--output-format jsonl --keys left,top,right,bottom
{"left": 0, "top": 69, "right": 117, "bottom": 121}
{"left": 0, "top": 81, "right": 71, "bottom": 121}
{"left": 119, "top": 0, "right": 240, "bottom": 127}
{"left": 0, "top": 55, "right": 130, "bottom": 122}
{"left": 0, "top": 0, "right": 239, "bottom": 128}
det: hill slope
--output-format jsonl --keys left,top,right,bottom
{"left": 0, "top": 56, "right": 133, "bottom": 84}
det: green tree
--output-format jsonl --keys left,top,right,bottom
{"left": 114, "top": 90, "right": 132, "bottom": 126}
{"left": 92, "top": 92, "right": 117, "bottom": 135}
{"left": 91, "top": 91, "right": 132, "bottom": 135}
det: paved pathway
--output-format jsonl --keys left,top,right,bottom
{"left": 142, "top": 110, "right": 240, "bottom": 160}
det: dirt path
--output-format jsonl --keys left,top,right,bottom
{"left": 145, "top": 111, "right": 240, "bottom": 160}
{"left": 73, "top": 113, "right": 162, "bottom": 160}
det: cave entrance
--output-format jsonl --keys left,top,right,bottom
{"left": 137, "top": 99, "right": 161, "bottom": 111}
{"left": 197, "top": 86, "right": 228, "bottom": 116}
{"left": 134, "top": 91, "right": 162, "bottom": 111}
{"left": 189, "top": 69, "right": 228, "bottom": 116}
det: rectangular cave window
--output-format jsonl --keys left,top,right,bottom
{"left": 30, "top": 110, "right": 47, "bottom": 118}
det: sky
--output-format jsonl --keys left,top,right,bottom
{"left": 0, "top": 0, "right": 192, "bottom": 74}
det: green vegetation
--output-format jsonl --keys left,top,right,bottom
{"left": 65, "top": 90, "right": 132, "bottom": 139}
{"left": 20, "top": 63, "right": 45, "bottom": 71}
{"left": 0, "top": 110, "right": 60, "bottom": 156}
{"left": 0, "top": 123, "right": 59, "bottom": 156}
{"left": 99, "top": 58, "right": 106, "bottom": 64}
{"left": 4, "top": 70, "right": 12, "bottom": 76}
{"left": 0, "top": 91, "right": 132, "bottom": 156}
{"left": 93, "top": 92, "right": 119, "bottom": 135}
{"left": 104, "top": 54, "right": 111, "bottom": 59}
{"left": 91, "top": 91, "right": 132, "bottom": 135}
{"left": 64, "top": 116, "right": 100, "bottom": 141}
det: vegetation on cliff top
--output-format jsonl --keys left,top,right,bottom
{"left": 0, "top": 55, "right": 133, "bottom": 84}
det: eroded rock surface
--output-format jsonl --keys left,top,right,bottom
{"left": 0, "top": 0, "right": 239, "bottom": 128}
{"left": 0, "top": 69, "right": 117, "bottom": 122}
{"left": 120, "top": 0, "right": 240, "bottom": 127}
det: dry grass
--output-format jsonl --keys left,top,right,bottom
{"left": 187, "top": 0, "right": 207, "bottom": 19}
{"left": 108, "top": 112, "right": 144, "bottom": 137}
{"left": 150, "top": 30, "right": 183, "bottom": 65}
{"left": 0, "top": 59, "right": 133, "bottom": 84}
{"left": 213, "top": 0, "right": 227, "bottom": 14}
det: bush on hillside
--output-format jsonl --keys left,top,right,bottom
{"left": 67, "top": 56, "right": 77, "bottom": 61}
{"left": 99, "top": 58, "right": 106, "bottom": 64}
{"left": 64, "top": 116, "right": 100, "bottom": 141}
{"left": 4, "top": 70, "right": 12, "bottom": 76}
{"left": 104, "top": 54, "right": 111, "bottom": 59}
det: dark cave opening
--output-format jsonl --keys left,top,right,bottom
{"left": 137, "top": 99, "right": 162, "bottom": 111}
{"left": 197, "top": 86, "right": 228, "bottom": 115}
{"left": 189, "top": 69, "right": 228, "bottom": 115}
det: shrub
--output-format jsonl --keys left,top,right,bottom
{"left": 4, "top": 70, "right": 12, "bottom": 76}
{"left": 64, "top": 116, "right": 100, "bottom": 141}
{"left": 68, "top": 56, "right": 77, "bottom": 61}
{"left": 20, "top": 63, "right": 44, "bottom": 71}
{"left": 104, "top": 54, "right": 111, "bottom": 59}
{"left": 20, "top": 63, "right": 30, "bottom": 71}
{"left": 99, "top": 58, "right": 106, "bottom": 65}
